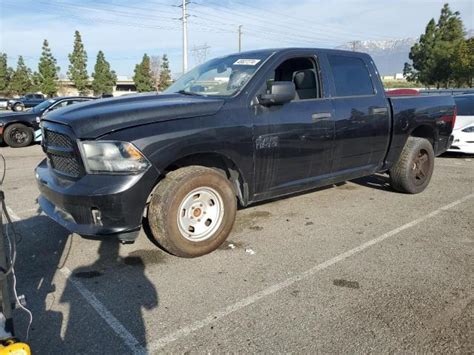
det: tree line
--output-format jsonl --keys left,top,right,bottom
{"left": 404, "top": 3, "right": 473, "bottom": 88}
{"left": 0, "top": 30, "right": 172, "bottom": 97}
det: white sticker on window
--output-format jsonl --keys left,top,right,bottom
{"left": 233, "top": 59, "right": 261, "bottom": 66}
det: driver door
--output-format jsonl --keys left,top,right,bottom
{"left": 252, "top": 53, "right": 334, "bottom": 197}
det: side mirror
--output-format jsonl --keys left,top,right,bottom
{"left": 258, "top": 81, "right": 295, "bottom": 106}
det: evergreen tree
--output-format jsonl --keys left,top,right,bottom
{"left": 92, "top": 51, "right": 117, "bottom": 95}
{"left": 10, "top": 56, "right": 34, "bottom": 95}
{"left": 38, "top": 39, "right": 60, "bottom": 97}
{"left": 452, "top": 38, "right": 474, "bottom": 87}
{"left": 405, "top": 3, "right": 465, "bottom": 88}
{"left": 158, "top": 54, "right": 171, "bottom": 91}
{"left": 133, "top": 54, "right": 154, "bottom": 92}
{"left": 68, "top": 30, "right": 89, "bottom": 95}
{"left": 0, "top": 53, "right": 9, "bottom": 93}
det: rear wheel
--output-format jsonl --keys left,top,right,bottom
{"left": 3, "top": 123, "right": 33, "bottom": 148}
{"left": 13, "top": 103, "right": 24, "bottom": 112}
{"left": 389, "top": 137, "right": 434, "bottom": 194}
{"left": 148, "top": 166, "right": 237, "bottom": 257}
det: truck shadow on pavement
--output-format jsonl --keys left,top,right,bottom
{"left": 9, "top": 214, "right": 158, "bottom": 354}
{"left": 351, "top": 174, "right": 394, "bottom": 192}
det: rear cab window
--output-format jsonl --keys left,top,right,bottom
{"left": 327, "top": 54, "right": 375, "bottom": 97}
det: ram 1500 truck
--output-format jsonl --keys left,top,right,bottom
{"left": 35, "top": 48, "right": 456, "bottom": 257}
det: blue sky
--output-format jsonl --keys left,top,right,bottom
{"left": 0, "top": 0, "right": 472, "bottom": 77}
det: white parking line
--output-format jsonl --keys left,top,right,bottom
{"left": 147, "top": 193, "right": 474, "bottom": 352}
{"left": 6, "top": 206, "right": 21, "bottom": 221}
{"left": 5, "top": 205, "right": 146, "bottom": 354}
{"left": 436, "top": 163, "right": 473, "bottom": 169}
{"left": 59, "top": 267, "right": 147, "bottom": 355}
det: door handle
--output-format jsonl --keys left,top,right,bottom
{"left": 371, "top": 107, "right": 388, "bottom": 115}
{"left": 312, "top": 112, "right": 332, "bottom": 121}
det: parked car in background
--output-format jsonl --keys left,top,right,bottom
{"left": 36, "top": 48, "right": 455, "bottom": 257}
{"left": 0, "top": 96, "right": 94, "bottom": 147}
{"left": 7, "top": 93, "right": 45, "bottom": 112}
{"left": 0, "top": 97, "right": 9, "bottom": 110}
{"left": 449, "top": 94, "right": 474, "bottom": 154}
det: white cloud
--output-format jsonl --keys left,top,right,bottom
{"left": 0, "top": 0, "right": 472, "bottom": 76}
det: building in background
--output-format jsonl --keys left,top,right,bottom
{"left": 57, "top": 76, "right": 137, "bottom": 96}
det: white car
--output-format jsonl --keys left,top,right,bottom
{"left": 448, "top": 94, "right": 474, "bottom": 154}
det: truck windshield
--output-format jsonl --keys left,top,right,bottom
{"left": 32, "top": 99, "right": 56, "bottom": 113}
{"left": 164, "top": 53, "right": 271, "bottom": 97}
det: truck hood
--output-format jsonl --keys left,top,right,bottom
{"left": 43, "top": 93, "right": 225, "bottom": 138}
{"left": 0, "top": 110, "right": 36, "bottom": 123}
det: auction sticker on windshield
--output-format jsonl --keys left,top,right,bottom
{"left": 234, "top": 59, "right": 261, "bottom": 65}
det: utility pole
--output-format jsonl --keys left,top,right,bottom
{"left": 349, "top": 40, "right": 359, "bottom": 52}
{"left": 238, "top": 25, "right": 243, "bottom": 52}
{"left": 191, "top": 43, "right": 211, "bottom": 65}
{"left": 179, "top": 0, "right": 189, "bottom": 73}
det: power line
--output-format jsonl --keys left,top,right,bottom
{"left": 194, "top": 0, "right": 394, "bottom": 42}
{"left": 191, "top": 43, "right": 210, "bottom": 65}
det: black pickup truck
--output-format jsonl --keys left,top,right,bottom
{"left": 36, "top": 48, "right": 456, "bottom": 257}
{"left": 0, "top": 96, "right": 94, "bottom": 147}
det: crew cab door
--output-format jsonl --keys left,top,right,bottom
{"left": 251, "top": 53, "right": 334, "bottom": 196}
{"left": 326, "top": 53, "right": 390, "bottom": 173}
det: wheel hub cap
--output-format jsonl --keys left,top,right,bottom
{"left": 412, "top": 149, "right": 429, "bottom": 185}
{"left": 177, "top": 187, "right": 224, "bottom": 242}
{"left": 12, "top": 129, "right": 27, "bottom": 144}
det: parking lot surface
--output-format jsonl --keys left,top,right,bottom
{"left": 1, "top": 145, "right": 473, "bottom": 353}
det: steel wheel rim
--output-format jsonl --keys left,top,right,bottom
{"left": 177, "top": 187, "right": 224, "bottom": 242}
{"left": 10, "top": 128, "right": 27, "bottom": 144}
{"left": 412, "top": 149, "right": 430, "bottom": 186}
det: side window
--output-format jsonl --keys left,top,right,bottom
{"left": 328, "top": 55, "right": 374, "bottom": 97}
{"left": 265, "top": 57, "right": 321, "bottom": 100}
{"left": 49, "top": 101, "right": 69, "bottom": 111}
{"left": 25, "top": 94, "right": 33, "bottom": 99}
{"left": 66, "top": 100, "right": 82, "bottom": 106}
{"left": 35, "top": 94, "right": 43, "bottom": 99}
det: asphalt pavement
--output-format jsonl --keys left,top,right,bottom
{"left": 1, "top": 144, "right": 473, "bottom": 354}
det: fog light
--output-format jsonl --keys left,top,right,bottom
{"left": 91, "top": 208, "right": 103, "bottom": 226}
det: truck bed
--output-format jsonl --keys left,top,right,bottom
{"left": 385, "top": 95, "right": 455, "bottom": 167}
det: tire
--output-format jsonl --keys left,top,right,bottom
{"left": 389, "top": 137, "right": 435, "bottom": 194}
{"left": 13, "top": 103, "right": 24, "bottom": 112}
{"left": 148, "top": 166, "right": 237, "bottom": 257}
{"left": 3, "top": 123, "right": 34, "bottom": 148}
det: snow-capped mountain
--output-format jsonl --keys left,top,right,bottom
{"left": 337, "top": 39, "right": 417, "bottom": 76}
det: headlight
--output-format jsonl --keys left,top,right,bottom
{"left": 78, "top": 141, "right": 150, "bottom": 174}
{"left": 461, "top": 126, "right": 474, "bottom": 133}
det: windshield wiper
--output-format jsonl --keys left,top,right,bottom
{"left": 176, "top": 90, "right": 204, "bottom": 96}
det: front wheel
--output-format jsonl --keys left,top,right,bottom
{"left": 147, "top": 166, "right": 237, "bottom": 257}
{"left": 389, "top": 137, "right": 435, "bottom": 194}
{"left": 3, "top": 123, "right": 33, "bottom": 148}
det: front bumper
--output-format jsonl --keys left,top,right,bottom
{"left": 448, "top": 130, "right": 474, "bottom": 154}
{"left": 36, "top": 158, "right": 160, "bottom": 240}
